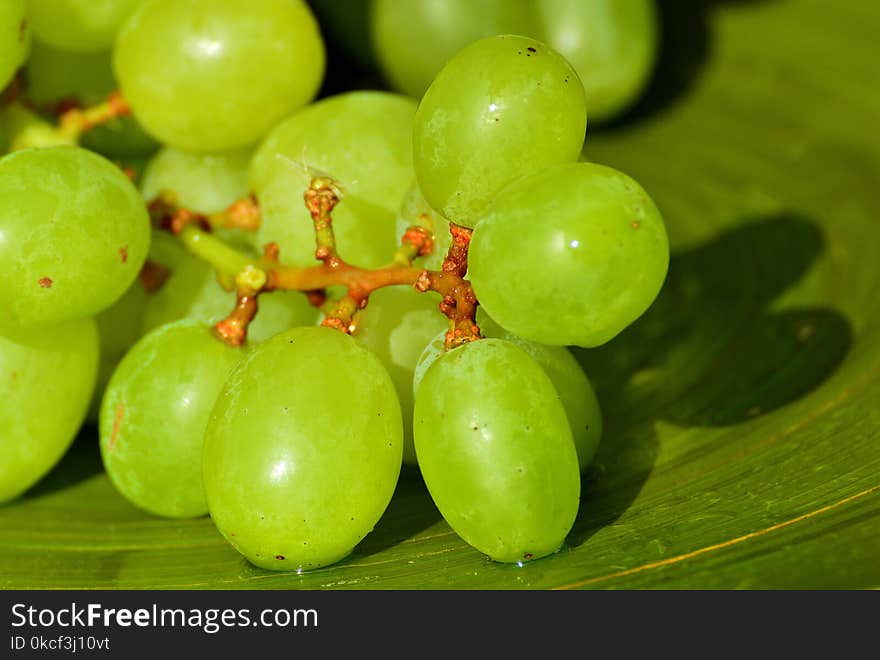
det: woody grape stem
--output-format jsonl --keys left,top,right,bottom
{"left": 158, "top": 175, "right": 482, "bottom": 349}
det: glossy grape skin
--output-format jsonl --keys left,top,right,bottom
{"left": 88, "top": 279, "right": 149, "bottom": 421}
{"left": 370, "top": 0, "right": 534, "bottom": 99}
{"left": 0, "top": 0, "right": 30, "bottom": 91}
{"left": 413, "top": 338, "right": 580, "bottom": 563}
{"left": 0, "top": 147, "right": 151, "bottom": 328}
{"left": 414, "top": 320, "right": 601, "bottom": 471}
{"left": 536, "top": 0, "right": 658, "bottom": 123}
{"left": 411, "top": 329, "right": 448, "bottom": 399}
{"left": 113, "top": 0, "right": 325, "bottom": 152}
{"left": 251, "top": 91, "right": 417, "bottom": 268}
{"left": 100, "top": 322, "right": 242, "bottom": 518}
{"left": 26, "top": 0, "right": 141, "bottom": 53}
{"left": 469, "top": 162, "right": 669, "bottom": 347}
{"left": 141, "top": 147, "right": 252, "bottom": 214}
{"left": 394, "top": 180, "right": 451, "bottom": 271}
{"left": 413, "top": 35, "right": 587, "bottom": 227}
{"left": 354, "top": 286, "right": 447, "bottom": 465}
{"left": 477, "top": 312, "right": 602, "bottom": 470}
{"left": 141, "top": 257, "right": 317, "bottom": 342}
{"left": 203, "top": 326, "right": 403, "bottom": 571}
{"left": 0, "top": 318, "right": 98, "bottom": 503}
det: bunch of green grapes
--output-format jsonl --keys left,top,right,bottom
{"left": 0, "top": 0, "right": 671, "bottom": 574}
{"left": 0, "top": 0, "right": 330, "bottom": 510}
{"left": 371, "top": 0, "right": 658, "bottom": 123}
{"left": 403, "top": 34, "right": 667, "bottom": 563}
{"left": 0, "top": 145, "right": 149, "bottom": 500}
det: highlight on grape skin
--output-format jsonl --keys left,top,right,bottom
{"left": 0, "top": 0, "right": 672, "bottom": 573}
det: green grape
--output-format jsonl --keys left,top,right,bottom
{"left": 23, "top": 40, "right": 158, "bottom": 158}
{"left": 0, "top": 318, "right": 98, "bottom": 503}
{"left": 414, "top": 317, "right": 601, "bottom": 470}
{"left": 113, "top": 0, "right": 325, "bottom": 152}
{"left": 469, "top": 162, "right": 669, "bottom": 347}
{"left": 413, "top": 338, "right": 579, "bottom": 563}
{"left": 370, "top": 0, "right": 534, "bottom": 99}
{"left": 371, "top": 1, "right": 658, "bottom": 125}
{"left": 535, "top": 0, "right": 658, "bottom": 122}
{"left": 139, "top": 146, "right": 254, "bottom": 275}
{"left": 251, "top": 91, "right": 417, "bottom": 268}
{"left": 477, "top": 312, "right": 601, "bottom": 470}
{"left": 354, "top": 286, "right": 447, "bottom": 465}
{"left": 0, "top": 147, "right": 151, "bottom": 328}
{"left": 100, "top": 321, "right": 243, "bottom": 518}
{"left": 141, "top": 256, "right": 316, "bottom": 342}
{"left": 26, "top": 0, "right": 141, "bottom": 53}
{"left": 413, "top": 35, "right": 587, "bottom": 227}
{"left": 412, "top": 328, "right": 448, "bottom": 399}
{"left": 87, "top": 279, "right": 149, "bottom": 422}
{"left": 0, "top": 0, "right": 29, "bottom": 91}
{"left": 141, "top": 146, "right": 252, "bottom": 214}
{"left": 394, "top": 180, "right": 451, "bottom": 271}
{"left": 203, "top": 326, "right": 403, "bottom": 571}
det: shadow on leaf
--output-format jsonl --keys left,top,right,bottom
{"left": 348, "top": 466, "right": 441, "bottom": 559}
{"left": 566, "top": 212, "right": 852, "bottom": 546}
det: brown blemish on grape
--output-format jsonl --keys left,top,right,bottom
{"left": 527, "top": 47, "right": 536, "bottom": 53}
{"left": 18, "top": 19, "right": 26, "bottom": 42}
{"left": 632, "top": 220, "right": 641, "bottom": 230}
{"left": 109, "top": 402, "right": 125, "bottom": 451}
{"left": 523, "top": 552, "right": 534, "bottom": 560}
{"left": 38, "top": 277, "right": 52, "bottom": 288}
{"left": 276, "top": 555, "right": 285, "bottom": 560}
{"left": 119, "top": 246, "right": 128, "bottom": 263}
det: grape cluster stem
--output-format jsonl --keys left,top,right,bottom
{"left": 154, "top": 176, "right": 482, "bottom": 349}
{"left": 56, "top": 91, "right": 131, "bottom": 141}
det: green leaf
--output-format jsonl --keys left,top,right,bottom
{"left": 2, "top": 0, "right": 879, "bottom": 589}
